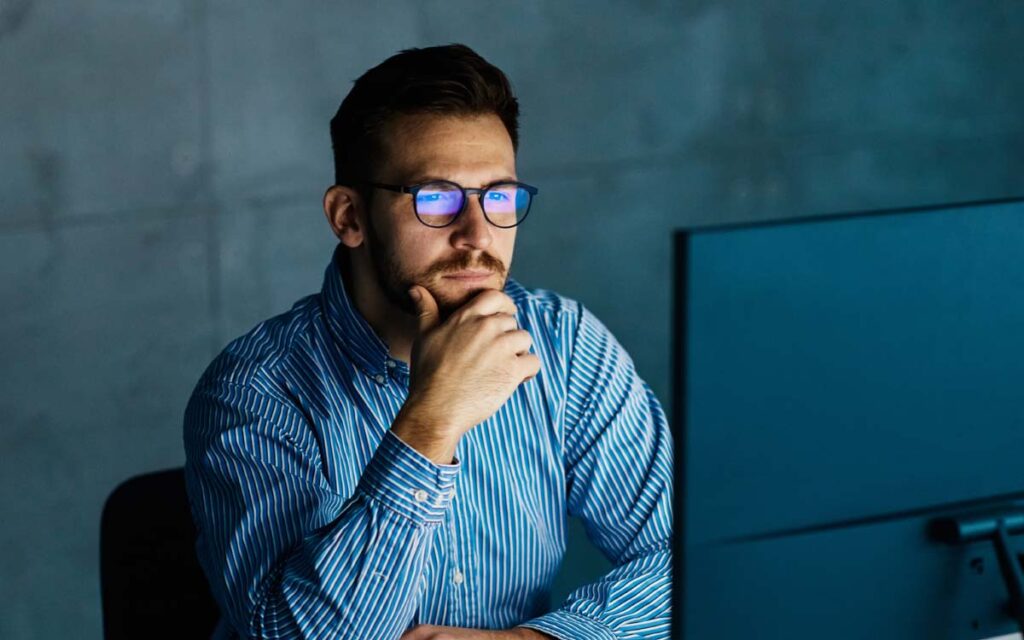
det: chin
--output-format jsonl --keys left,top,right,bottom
{"left": 437, "top": 286, "right": 479, "bottom": 307}
{"left": 430, "top": 281, "right": 485, "bottom": 310}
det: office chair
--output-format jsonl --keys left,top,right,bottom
{"left": 100, "top": 467, "right": 219, "bottom": 639}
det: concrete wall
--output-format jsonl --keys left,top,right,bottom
{"left": 2, "top": 1, "right": 1023, "bottom": 637}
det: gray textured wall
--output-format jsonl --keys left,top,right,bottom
{"left": 2, "top": 1, "right": 1023, "bottom": 638}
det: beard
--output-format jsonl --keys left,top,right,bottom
{"left": 364, "top": 213, "right": 507, "bottom": 323}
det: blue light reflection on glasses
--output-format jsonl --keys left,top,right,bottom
{"left": 416, "top": 186, "right": 527, "bottom": 218}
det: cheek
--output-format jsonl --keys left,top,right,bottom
{"left": 376, "top": 216, "right": 422, "bottom": 262}
{"left": 394, "top": 236, "right": 444, "bottom": 276}
{"left": 498, "top": 232, "right": 517, "bottom": 263}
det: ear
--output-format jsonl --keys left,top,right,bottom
{"left": 323, "top": 185, "right": 366, "bottom": 249}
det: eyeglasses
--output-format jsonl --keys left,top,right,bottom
{"left": 360, "top": 179, "right": 538, "bottom": 228}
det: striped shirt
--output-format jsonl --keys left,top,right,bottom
{"left": 183, "top": 244, "right": 673, "bottom": 639}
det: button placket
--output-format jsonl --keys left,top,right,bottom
{"left": 446, "top": 505, "right": 463, "bottom": 620}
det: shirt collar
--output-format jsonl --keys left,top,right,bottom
{"left": 319, "top": 244, "right": 530, "bottom": 382}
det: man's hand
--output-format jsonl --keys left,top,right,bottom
{"left": 392, "top": 286, "right": 541, "bottom": 464}
{"left": 400, "top": 624, "right": 554, "bottom": 640}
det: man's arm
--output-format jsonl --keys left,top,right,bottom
{"left": 184, "top": 362, "right": 459, "bottom": 640}
{"left": 518, "top": 304, "right": 673, "bottom": 640}
{"left": 399, "top": 624, "right": 554, "bottom": 639}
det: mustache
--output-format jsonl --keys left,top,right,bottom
{"left": 430, "top": 253, "right": 505, "bottom": 277}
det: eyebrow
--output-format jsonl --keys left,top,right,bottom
{"left": 404, "top": 174, "right": 519, "bottom": 187}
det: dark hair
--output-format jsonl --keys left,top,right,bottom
{"left": 329, "top": 43, "right": 520, "bottom": 191}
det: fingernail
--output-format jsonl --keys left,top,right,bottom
{"left": 408, "top": 287, "right": 421, "bottom": 302}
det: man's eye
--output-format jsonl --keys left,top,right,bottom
{"left": 420, "top": 193, "right": 441, "bottom": 201}
{"left": 487, "top": 191, "right": 510, "bottom": 201}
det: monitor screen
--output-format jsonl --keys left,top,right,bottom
{"left": 673, "top": 198, "right": 1024, "bottom": 639}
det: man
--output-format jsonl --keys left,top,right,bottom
{"left": 184, "top": 43, "right": 672, "bottom": 640}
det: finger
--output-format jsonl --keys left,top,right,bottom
{"left": 518, "top": 352, "right": 542, "bottom": 380}
{"left": 475, "top": 312, "right": 519, "bottom": 335}
{"left": 399, "top": 624, "right": 434, "bottom": 640}
{"left": 498, "top": 329, "right": 534, "bottom": 355}
{"left": 409, "top": 285, "right": 440, "bottom": 333}
{"left": 460, "top": 289, "right": 517, "bottom": 318}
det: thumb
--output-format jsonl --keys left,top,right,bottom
{"left": 408, "top": 285, "right": 439, "bottom": 332}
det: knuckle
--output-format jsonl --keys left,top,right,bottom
{"left": 479, "top": 289, "right": 506, "bottom": 303}
{"left": 503, "top": 329, "right": 529, "bottom": 346}
{"left": 488, "top": 289, "right": 515, "bottom": 306}
{"left": 481, "top": 311, "right": 513, "bottom": 329}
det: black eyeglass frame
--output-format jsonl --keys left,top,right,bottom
{"left": 358, "top": 179, "right": 538, "bottom": 228}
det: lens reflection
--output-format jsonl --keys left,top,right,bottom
{"left": 413, "top": 181, "right": 533, "bottom": 228}
{"left": 415, "top": 183, "right": 463, "bottom": 226}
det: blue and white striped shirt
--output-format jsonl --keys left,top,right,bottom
{"left": 183, "top": 244, "right": 673, "bottom": 639}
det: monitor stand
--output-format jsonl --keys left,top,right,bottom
{"left": 934, "top": 508, "right": 1024, "bottom": 636}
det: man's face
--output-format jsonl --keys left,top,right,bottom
{"left": 360, "top": 112, "right": 519, "bottom": 322}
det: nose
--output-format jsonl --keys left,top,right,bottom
{"left": 450, "top": 193, "right": 494, "bottom": 251}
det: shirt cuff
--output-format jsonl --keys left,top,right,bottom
{"left": 517, "top": 610, "right": 618, "bottom": 640}
{"left": 356, "top": 430, "right": 461, "bottom": 525}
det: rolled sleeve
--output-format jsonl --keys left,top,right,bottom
{"left": 518, "top": 610, "right": 619, "bottom": 640}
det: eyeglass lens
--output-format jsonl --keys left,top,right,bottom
{"left": 414, "top": 181, "right": 531, "bottom": 228}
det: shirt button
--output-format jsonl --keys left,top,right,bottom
{"left": 386, "top": 359, "right": 396, "bottom": 368}
{"left": 413, "top": 489, "right": 428, "bottom": 503}
{"left": 374, "top": 374, "right": 385, "bottom": 384}
{"left": 448, "top": 489, "right": 456, "bottom": 499}
{"left": 452, "top": 569, "right": 464, "bottom": 585}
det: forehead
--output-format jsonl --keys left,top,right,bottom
{"left": 376, "top": 112, "right": 516, "bottom": 184}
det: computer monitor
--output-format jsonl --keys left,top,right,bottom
{"left": 672, "top": 197, "right": 1024, "bottom": 639}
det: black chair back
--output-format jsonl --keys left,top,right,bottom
{"left": 100, "top": 467, "right": 219, "bottom": 639}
